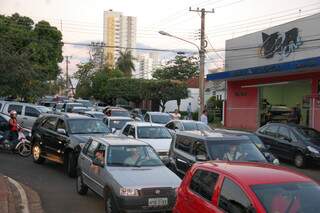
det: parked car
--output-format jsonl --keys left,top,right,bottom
{"left": 144, "top": 112, "right": 172, "bottom": 125}
{"left": 103, "top": 106, "right": 131, "bottom": 117}
{"left": 77, "top": 136, "right": 181, "bottom": 212}
{"left": 52, "top": 102, "right": 64, "bottom": 112}
{"left": 71, "top": 106, "right": 88, "bottom": 114}
{"left": 214, "top": 129, "right": 279, "bottom": 165}
{"left": 256, "top": 123, "right": 320, "bottom": 168}
{"left": 174, "top": 161, "right": 320, "bottom": 213}
{"left": 165, "top": 120, "right": 213, "bottom": 134}
{"left": 31, "top": 113, "right": 111, "bottom": 177}
{"left": 102, "top": 116, "right": 134, "bottom": 134}
{"left": 120, "top": 122, "right": 173, "bottom": 160}
{"left": 81, "top": 111, "right": 105, "bottom": 120}
{"left": 1, "top": 101, "right": 48, "bottom": 129}
{"left": 130, "top": 108, "right": 147, "bottom": 121}
{"left": 169, "top": 131, "right": 269, "bottom": 176}
{"left": 61, "top": 102, "right": 84, "bottom": 113}
{"left": 75, "top": 99, "right": 94, "bottom": 110}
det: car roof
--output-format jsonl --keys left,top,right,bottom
{"left": 215, "top": 129, "right": 254, "bottom": 136}
{"left": 107, "top": 116, "right": 134, "bottom": 120}
{"left": 49, "top": 113, "right": 96, "bottom": 119}
{"left": 3, "top": 101, "right": 39, "bottom": 108}
{"left": 177, "top": 130, "right": 248, "bottom": 141}
{"left": 196, "top": 161, "right": 314, "bottom": 186}
{"left": 126, "top": 121, "right": 163, "bottom": 127}
{"left": 147, "top": 112, "right": 170, "bottom": 115}
{"left": 85, "top": 111, "right": 104, "bottom": 114}
{"left": 92, "top": 136, "right": 148, "bottom": 146}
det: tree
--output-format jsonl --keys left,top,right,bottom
{"left": 152, "top": 55, "right": 199, "bottom": 81}
{"left": 116, "top": 50, "right": 136, "bottom": 77}
{"left": 0, "top": 13, "right": 63, "bottom": 100}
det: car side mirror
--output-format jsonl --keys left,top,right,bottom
{"left": 196, "top": 155, "right": 207, "bottom": 161}
{"left": 92, "top": 158, "right": 104, "bottom": 168}
{"left": 57, "top": 128, "right": 67, "bottom": 135}
{"left": 128, "top": 135, "right": 134, "bottom": 139}
{"left": 111, "top": 128, "right": 117, "bottom": 134}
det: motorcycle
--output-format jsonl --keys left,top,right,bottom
{"left": 0, "top": 128, "right": 32, "bottom": 157}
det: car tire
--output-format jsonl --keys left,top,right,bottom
{"left": 66, "top": 152, "right": 77, "bottom": 178}
{"left": 104, "top": 191, "right": 119, "bottom": 213}
{"left": 76, "top": 173, "right": 88, "bottom": 195}
{"left": 32, "top": 143, "right": 45, "bottom": 164}
{"left": 294, "top": 153, "right": 306, "bottom": 168}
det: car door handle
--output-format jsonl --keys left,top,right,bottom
{"left": 177, "top": 158, "right": 187, "bottom": 164}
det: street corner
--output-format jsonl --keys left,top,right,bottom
{"left": 0, "top": 174, "right": 44, "bottom": 213}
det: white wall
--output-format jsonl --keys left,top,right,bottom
{"left": 225, "top": 13, "right": 320, "bottom": 71}
{"left": 164, "top": 88, "right": 199, "bottom": 113}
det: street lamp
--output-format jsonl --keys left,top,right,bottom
{"left": 159, "top": 30, "right": 204, "bottom": 120}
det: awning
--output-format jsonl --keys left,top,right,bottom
{"left": 207, "top": 56, "right": 320, "bottom": 81}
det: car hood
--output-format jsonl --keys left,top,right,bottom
{"left": 137, "top": 138, "right": 172, "bottom": 152}
{"left": 70, "top": 133, "right": 109, "bottom": 144}
{"left": 307, "top": 138, "right": 320, "bottom": 147}
{"left": 109, "top": 166, "right": 181, "bottom": 188}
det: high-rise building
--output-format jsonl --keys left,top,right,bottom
{"left": 103, "top": 10, "right": 137, "bottom": 67}
{"left": 134, "top": 52, "right": 162, "bottom": 79}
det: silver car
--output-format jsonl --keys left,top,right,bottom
{"left": 77, "top": 136, "right": 181, "bottom": 213}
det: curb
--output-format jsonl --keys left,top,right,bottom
{"left": 7, "top": 177, "right": 29, "bottom": 213}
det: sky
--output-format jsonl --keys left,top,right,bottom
{"left": 1, "top": 0, "right": 320, "bottom": 74}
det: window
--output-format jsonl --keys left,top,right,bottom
{"left": 8, "top": 105, "right": 23, "bottom": 115}
{"left": 165, "top": 122, "right": 175, "bottom": 130}
{"left": 82, "top": 140, "right": 91, "bottom": 155}
{"left": 103, "top": 118, "right": 109, "bottom": 126}
{"left": 56, "top": 119, "right": 67, "bottom": 131}
{"left": 192, "top": 141, "right": 207, "bottom": 157}
{"left": 42, "top": 117, "right": 58, "bottom": 131}
{"left": 219, "top": 178, "right": 253, "bottom": 213}
{"left": 174, "top": 121, "right": 183, "bottom": 130}
{"left": 175, "top": 136, "right": 192, "bottom": 153}
{"left": 144, "top": 114, "right": 150, "bottom": 122}
{"left": 258, "top": 125, "right": 269, "bottom": 134}
{"left": 25, "top": 106, "right": 40, "bottom": 117}
{"left": 87, "top": 141, "right": 99, "bottom": 158}
{"left": 278, "top": 126, "right": 290, "bottom": 141}
{"left": 265, "top": 125, "right": 279, "bottom": 137}
{"left": 122, "top": 125, "right": 131, "bottom": 136}
{"left": 189, "top": 169, "right": 219, "bottom": 201}
{"left": 128, "top": 126, "right": 136, "bottom": 138}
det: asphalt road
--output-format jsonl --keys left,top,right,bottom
{"left": 0, "top": 153, "right": 319, "bottom": 213}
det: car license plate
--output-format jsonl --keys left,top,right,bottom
{"left": 148, "top": 198, "right": 168, "bottom": 206}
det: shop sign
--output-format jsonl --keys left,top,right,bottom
{"left": 259, "top": 27, "right": 303, "bottom": 61}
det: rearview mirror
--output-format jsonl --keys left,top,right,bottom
{"left": 196, "top": 155, "right": 207, "bottom": 161}
{"left": 57, "top": 128, "right": 67, "bottom": 135}
{"left": 92, "top": 158, "right": 104, "bottom": 168}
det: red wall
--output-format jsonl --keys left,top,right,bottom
{"left": 225, "top": 70, "right": 320, "bottom": 131}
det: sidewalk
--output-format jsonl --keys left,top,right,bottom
{"left": 0, "top": 174, "right": 44, "bottom": 213}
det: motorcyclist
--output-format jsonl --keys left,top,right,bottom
{"left": 8, "top": 110, "right": 20, "bottom": 149}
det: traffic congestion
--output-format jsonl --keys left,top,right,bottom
{"left": 0, "top": 97, "right": 319, "bottom": 213}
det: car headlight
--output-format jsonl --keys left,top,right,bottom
{"left": 120, "top": 188, "right": 139, "bottom": 196}
{"left": 307, "top": 146, "right": 320, "bottom": 154}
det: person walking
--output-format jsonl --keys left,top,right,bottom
{"left": 200, "top": 109, "right": 208, "bottom": 125}
{"left": 172, "top": 109, "right": 181, "bottom": 120}
{"left": 8, "top": 110, "right": 20, "bottom": 150}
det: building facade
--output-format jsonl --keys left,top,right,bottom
{"left": 207, "top": 13, "right": 320, "bottom": 131}
{"left": 133, "top": 52, "right": 161, "bottom": 79}
{"left": 103, "top": 10, "right": 137, "bottom": 67}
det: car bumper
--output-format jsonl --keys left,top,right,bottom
{"left": 306, "top": 153, "right": 320, "bottom": 165}
{"left": 115, "top": 195, "right": 176, "bottom": 213}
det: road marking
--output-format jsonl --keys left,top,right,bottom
{"left": 7, "top": 177, "right": 30, "bottom": 213}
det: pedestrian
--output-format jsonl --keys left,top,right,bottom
{"left": 8, "top": 110, "right": 20, "bottom": 150}
{"left": 187, "top": 102, "right": 192, "bottom": 120}
{"left": 172, "top": 109, "right": 181, "bottom": 120}
{"left": 200, "top": 109, "right": 208, "bottom": 125}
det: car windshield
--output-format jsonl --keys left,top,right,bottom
{"left": 297, "top": 127, "right": 320, "bottom": 139}
{"left": 247, "top": 134, "right": 266, "bottom": 149}
{"left": 68, "top": 119, "right": 110, "bottom": 134}
{"left": 111, "top": 110, "right": 130, "bottom": 117}
{"left": 137, "top": 126, "right": 172, "bottom": 139}
{"left": 110, "top": 119, "right": 132, "bottom": 130}
{"left": 36, "top": 106, "right": 50, "bottom": 113}
{"left": 151, "top": 114, "right": 171, "bottom": 124}
{"left": 183, "top": 122, "right": 212, "bottom": 131}
{"left": 91, "top": 113, "right": 105, "bottom": 119}
{"left": 107, "top": 145, "right": 163, "bottom": 167}
{"left": 252, "top": 182, "right": 320, "bottom": 213}
{"left": 77, "top": 101, "right": 93, "bottom": 108}
{"left": 207, "top": 140, "right": 267, "bottom": 162}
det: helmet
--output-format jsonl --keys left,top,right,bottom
{"left": 10, "top": 110, "right": 17, "bottom": 116}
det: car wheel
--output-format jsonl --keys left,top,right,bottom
{"left": 66, "top": 152, "right": 77, "bottom": 178}
{"left": 32, "top": 143, "right": 45, "bottom": 164}
{"left": 104, "top": 191, "right": 119, "bottom": 213}
{"left": 76, "top": 173, "right": 88, "bottom": 195}
{"left": 294, "top": 153, "right": 306, "bottom": 168}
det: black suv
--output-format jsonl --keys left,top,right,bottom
{"left": 256, "top": 123, "right": 320, "bottom": 168}
{"left": 168, "top": 131, "right": 268, "bottom": 176}
{"left": 31, "top": 113, "right": 110, "bottom": 177}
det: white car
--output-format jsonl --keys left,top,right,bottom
{"left": 120, "top": 122, "right": 173, "bottom": 160}
{"left": 143, "top": 112, "right": 172, "bottom": 126}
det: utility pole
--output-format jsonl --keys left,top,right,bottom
{"left": 65, "top": 56, "right": 71, "bottom": 97}
{"left": 189, "top": 7, "right": 214, "bottom": 120}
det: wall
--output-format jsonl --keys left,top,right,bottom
{"left": 164, "top": 88, "right": 199, "bottom": 113}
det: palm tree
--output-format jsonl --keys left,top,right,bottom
{"left": 116, "top": 50, "right": 136, "bottom": 77}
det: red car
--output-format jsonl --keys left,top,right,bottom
{"left": 174, "top": 161, "right": 320, "bottom": 213}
